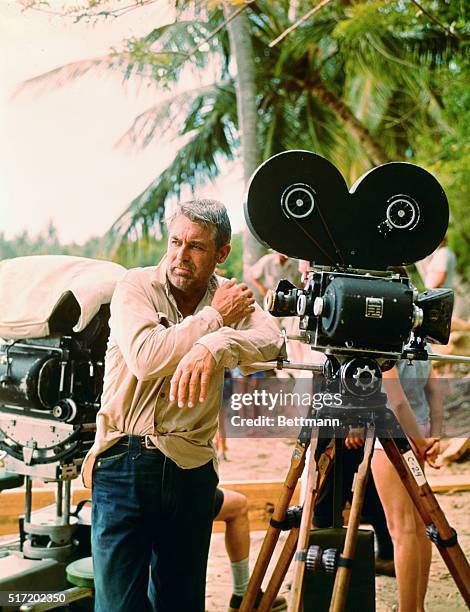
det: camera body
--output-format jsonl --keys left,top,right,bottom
{"left": 268, "top": 270, "right": 413, "bottom": 356}
{"left": 266, "top": 269, "right": 453, "bottom": 359}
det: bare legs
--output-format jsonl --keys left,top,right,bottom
{"left": 215, "top": 488, "right": 250, "bottom": 562}
{"left": 372, "top": 450, "right": 431, "bottom": 612}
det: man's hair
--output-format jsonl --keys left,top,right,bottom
{"left": 166, "top": 199, "right": 231, "bottom": 250}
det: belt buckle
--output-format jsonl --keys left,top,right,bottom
{"left": 143, "top": 435, "right": 157, "bottom": 449}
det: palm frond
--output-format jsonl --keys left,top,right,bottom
{"left": 14, "top": 50, "right": 185, "bottom": 98}
{"left": 109, "top": 86, "right": 237, "bottom": 244}
{"left": 115, "top": 80, "right": 232, "bottom": 149}
{"left": 134, "top": 16, "right": 229, "bottom": 74}
{"left": 16, "top": 14, "right": 229, "bottom": 98}
{"left": 15, "top": 55, "right": 116, "bottom": 95}
{"left": 346, "top": 71, "right": 395, "bottom": 131}
{"left": 334, "top": 1, "right": 461, "bottom": 79}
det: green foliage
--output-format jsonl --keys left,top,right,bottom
{"left": 112, "top": 82, "right": 237, "bottom": 242}
{"left": 400, "top": 31, "right": 470, "bottom": 276}
{"left": 117, "top": 0, "right": 467, "bottom": 192}
{"left": 0, "top": 224, "right": 245, "bottom": 282}
{"left": 412, "top": 70, "right": 470, "bottom": 276}
{"left": 120, "top": 15, "right": 229, "bottom": 85}
{"left": 0, "top": 222, "right": 107, "bottom": 261}
{"left": 114, "top": 234, "right": 168, "bottom": 268}
{"left": 218, "top": 232, "right": 243, "bottom": 280}
{"left": 22, "top": 0, "right": 470, "bottom": 272}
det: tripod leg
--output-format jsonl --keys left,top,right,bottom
{"left": 259, "top": 528, "right": 298, "bottom": 612}
{"left": 380, "top": 434, "right": 470, "bottom": 607}
{"left": 289, "top": 426, "right": 322, "bottom": 612}
{"left": 328, "top": 424, "right": 375, "bottom": 612}
{"left": 239, "top": 439, "right": 308, "bottom": 612}
{"left": 257, "top": 441, "right": 335, "bottom": 612}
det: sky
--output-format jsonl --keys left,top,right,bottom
{"left": 0, "top": 0, "right": 245, "bottom": 244}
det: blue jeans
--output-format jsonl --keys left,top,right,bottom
{"left": 91, "top": 436, "right": 218, "bottom": 612}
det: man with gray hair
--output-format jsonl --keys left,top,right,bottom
{"left": 82, "top": 199, "right": 282, "bottom": 612}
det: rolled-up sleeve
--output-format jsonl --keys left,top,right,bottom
{"left": 195, "top": 303, "right": 283, "bottom": 371}
{"left": 111, "top": 274, "right": 223, "bottom": 380}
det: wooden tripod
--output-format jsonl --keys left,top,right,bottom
{"left": 239, "top": 399, "right": 470, "bottom": 612}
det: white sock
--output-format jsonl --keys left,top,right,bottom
{"left": 231, "top": 557, "right": 250, "bottom": 596}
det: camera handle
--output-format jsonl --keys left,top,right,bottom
{"left": 250, "top": 351, "right": 470, "bottom": 374}
{"left": 239, "top": 401, "right": 470, "bottom": 612}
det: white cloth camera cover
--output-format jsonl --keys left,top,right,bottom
{"left": 0, "top": 255, "right": 127, "bottom": 339}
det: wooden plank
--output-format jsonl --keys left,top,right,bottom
{"left": 0, "top": 480, "right": 299, "bottom": 536}
{"left": 213, "top": 480, "right": 301, "bottom": 533}
{"left": 0, "top": 489, "right": 55, "bottom": 536}
{"left": 426, "top": 474, "right": 470, "bottom": 493}
{"left": 440, "top": 437, "right": 470, "bottom": 463}
{"left": 1, "top": 476, "right": 469, "bottom": 537}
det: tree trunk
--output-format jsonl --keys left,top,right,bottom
{"left": 223, "top": 2, "right": 266, "bottom": 286}
{"left": 312, "top": 77, "right": 390, "bottom": 166}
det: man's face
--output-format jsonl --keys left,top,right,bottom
{"left": 166, "top": 215, "right": 230, "bottom": 294}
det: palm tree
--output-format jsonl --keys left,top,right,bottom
{"left": 109, "top": 0, "right": 460, "bottom": 243}
{"left": 223, "top": 1, "right": 266, "bottom": 272}
{"left": 20, "top": 0, "right": 466, "bottom": 262}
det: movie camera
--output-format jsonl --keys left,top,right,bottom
{"left": 0, "top": 256, "right": 124, "bottom": 573}
{"left": 0, "top": 301, "right": 109, "bottom": 480}
{"left": 241, "top": 153, "right": 470, "bottom": 612}
{"left": 245, "top": 150, "right": 454, "bottom": 398}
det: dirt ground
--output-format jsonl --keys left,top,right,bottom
{"left": 206, "top": 436, "right": 470, "bottom": 612}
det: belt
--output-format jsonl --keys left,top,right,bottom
{"left": 119, "top": 435, "right": 160, "bottom": 450}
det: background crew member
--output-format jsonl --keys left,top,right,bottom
{"left": 371, "top": 361, "right": 442, "bottom": 612}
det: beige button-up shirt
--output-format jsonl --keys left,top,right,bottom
{"left": 81, "top": 257, "right": 282, "bottom": 487}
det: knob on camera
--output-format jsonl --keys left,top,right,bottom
{"left": 53, "top": 399, "right": 78, "bottom": 423}
{"left": 306, "top": 545, "right": 339, "bottom": 574}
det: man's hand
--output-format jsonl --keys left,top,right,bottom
{"left": 424, "top": 438, "right": 441, "bottom": 469}
{"left": 170, "top": 345, "right": 216, "bottom": 408}
{"left": 211, "top": 278, "right": 255, "bottom": 326}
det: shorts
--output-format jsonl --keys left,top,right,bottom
{"left": 213, "top": 487, "right": 224, "bottom": 519}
